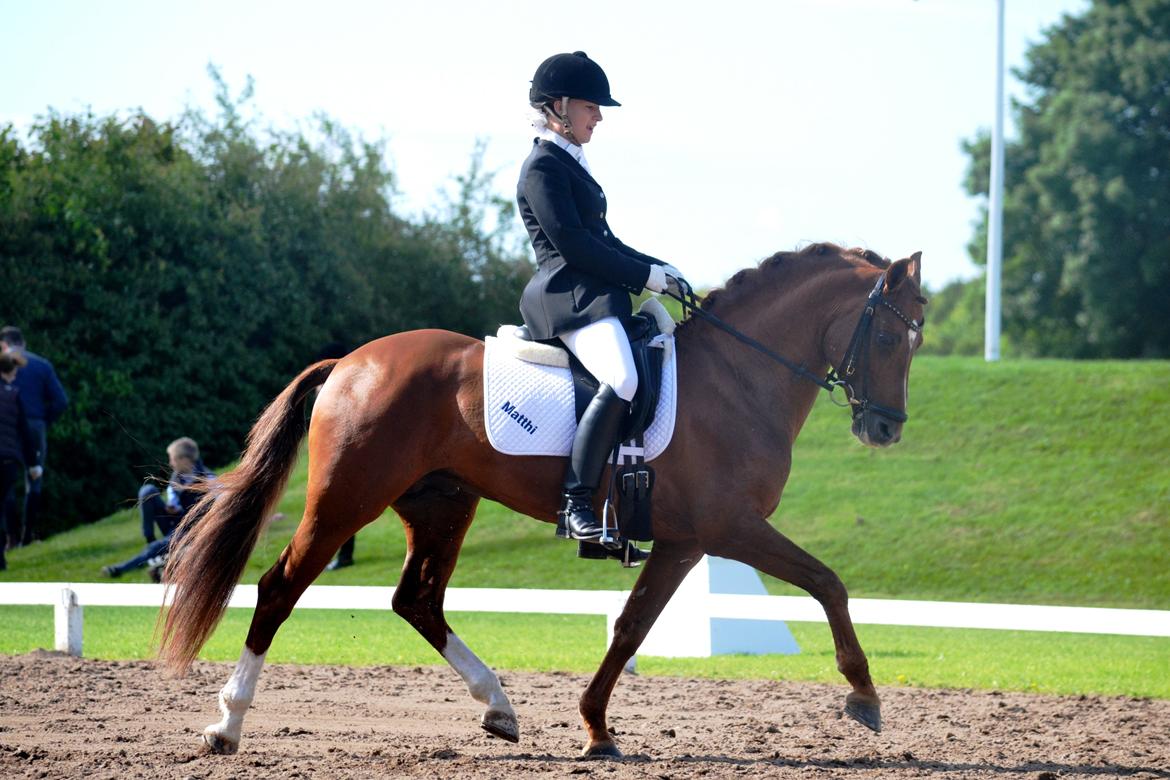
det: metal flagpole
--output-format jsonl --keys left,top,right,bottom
{"left": 985, "top": 0, "right": 1006, "bottom": 362}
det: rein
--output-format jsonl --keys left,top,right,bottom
{"left": 664, "top": 286, "right": 837, "bottom": 393}
{"left": 664, "top": 271, "right": 921, "bottom": 423}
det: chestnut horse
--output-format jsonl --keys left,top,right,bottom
{"left": 159, "top": 243, "right": 926, "bottom": 758}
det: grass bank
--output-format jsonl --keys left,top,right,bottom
{"left": 2, "top": 357, "right": 1167, "bottom": 697}
{"left": 5, "top": 357, "right": 1167, "bottom": 608}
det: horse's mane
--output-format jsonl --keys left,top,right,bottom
{"left": 678, "top": 243, "right": 889, "bottom": 333}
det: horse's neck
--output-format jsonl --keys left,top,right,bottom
{"left": 679, "top": 263, "right": 853, "bottom": 444}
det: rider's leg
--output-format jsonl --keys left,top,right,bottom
{"left": 558, "top": 317, "right": 636, "bottom": 546}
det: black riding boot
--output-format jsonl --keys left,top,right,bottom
{"left": 558, "top": 383, "right": 628, "bottom": 547}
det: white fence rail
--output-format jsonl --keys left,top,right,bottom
{"left": 2, "top": 581, "right": 1167, "bottom": 659}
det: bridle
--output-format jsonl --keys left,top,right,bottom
{"left": 664, "top": 270, "right": 923, "bottom": 424}
{"left": 824, "top": 272, "right": 923, "bottom": 424}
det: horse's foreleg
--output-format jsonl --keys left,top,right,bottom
{"left": 579, "top": 538, "right": 703, "bottom": 757}
{"left": 705, "top": 518, "right": 882, "bottom": 733}
{"left": 390, "top": 484, "right": 519, "bottom": 742}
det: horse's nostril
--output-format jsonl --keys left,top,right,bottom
{"left": 877, "top": 420, "right": 892, "bottom": 441}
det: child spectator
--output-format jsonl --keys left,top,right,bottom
{"left": 101, "top": 437, "right": 213, "bottom": 579}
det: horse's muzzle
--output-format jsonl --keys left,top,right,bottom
{"left": 853, "top": 410, "right": 903, "bottom": 448}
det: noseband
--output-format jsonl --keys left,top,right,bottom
{"left": 666, "top": 270, "right": 922, "bottom": 424}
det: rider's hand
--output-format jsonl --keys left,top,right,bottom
{"left": 662, "top": 265, "right": 691, "bottom": 298}
{"left": 28, "top": 465, "right": 43, "bottom": 481}
{"left": 644, "top": 264, "right": 668, "bottom": 293}
{"left": 646, "top": 263, "right": 691, "bottom": 296}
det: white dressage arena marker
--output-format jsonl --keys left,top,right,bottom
{"left": 615, "top": 555, "right": 801, "bottom": 659}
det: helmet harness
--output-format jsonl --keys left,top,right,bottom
{"left": 545, "top": 97, "right": 580, "bottom": 145}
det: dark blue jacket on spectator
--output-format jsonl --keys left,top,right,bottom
{"left": 0, "top": 380, "right": 40, "bottom": 466}
{"left": 170, "top": 459, "right": 215, "bottom": 514}
{"left": 12, "top": 351, "right": 68, "bottom": 424}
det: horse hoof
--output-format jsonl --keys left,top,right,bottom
{"left": 481, "top": 709, "right": 520, "bottom": 743}
{"left": 581, "top": 740, "right": 623, "bottom": 759}
{"left": 202, "top": 729, "right": 239, "bottom": 755}
{"left": 843, "top": 693, "right": 882, "bottom": 733}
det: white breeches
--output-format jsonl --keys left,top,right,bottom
{"left": 560, "top": 316, "right": 638, "bottom": 402}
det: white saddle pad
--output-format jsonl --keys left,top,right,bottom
{"left": 483, "top": 329, "right": 678, "bottom": 461}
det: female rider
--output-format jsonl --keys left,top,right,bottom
{"left": 517, "top": 51, "right": 686, "bottom": 547}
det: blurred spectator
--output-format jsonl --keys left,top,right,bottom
{"left": 0, "top": 326, "right": 68, "bottom": 546}
{"left": 102, "top": 437, "right": 213, "bottom": 579}
{"left": 327, "top": 535, "right": 355, "bottom": 571}
{"left": 0, "top": 349, "right": 42, "bottom": 569}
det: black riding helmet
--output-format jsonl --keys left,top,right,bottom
{"left": 529, "top": 51, "right": 620, "bottom": 107}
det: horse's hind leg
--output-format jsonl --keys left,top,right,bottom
{"left": 390, "top": 477, "right": 519, "bottom": 742}
{"left": 202, "top": 646, "right": 267, "bottom": 754}
{"left": 203, "top": 476, "right": 392, "bottom": 754}
{"left": 704, "top": 517, "right": 882, "bottom": 732}
{"left": 579, "top": 538, "right": 703, "bottom": 757}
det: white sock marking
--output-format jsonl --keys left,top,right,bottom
{"left": 207, "top": 647, "right": 267, "bottom": 746}
{"left": 441, "top": 632, "right": 514, "bottom": 715}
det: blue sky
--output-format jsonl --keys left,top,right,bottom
{"left": 2, "top": 0, "right": 1088, "bottom": 291}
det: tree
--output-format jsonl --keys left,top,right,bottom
{"left": 963, "top": 0, "right": 1170, "bottom": 357}
{"left": 421, "top": 138, "right": 535, "bottom": 336}
{"left": 0, "top": 74, "right": 531, "bottom": 534}
{"left": 917, "top": 279, "right": 985, "bottom": 357}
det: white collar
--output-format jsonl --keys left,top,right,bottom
{"left": 537, "top": 127, "right": 591, "bottom": 175}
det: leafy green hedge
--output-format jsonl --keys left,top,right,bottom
{"left": 0, "top": 77, "right": 531, "bottom": 533}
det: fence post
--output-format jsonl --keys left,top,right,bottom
{"left": 55, "top": 587, "right": 83, "bottom": 657}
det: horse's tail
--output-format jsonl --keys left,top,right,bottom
{"left": 157, "top": 359, "right": 338, "bottom": 674}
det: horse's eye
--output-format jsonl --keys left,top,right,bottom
{"left": 877, "top": 332, "right": 897, "bottom": 347}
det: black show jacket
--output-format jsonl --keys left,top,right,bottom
{"left": 517, "top": 139, "right": 666, "bottom": 340}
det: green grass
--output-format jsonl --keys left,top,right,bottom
{"left": 2, "top": 605, "right": 1164, "bottom": 699}
{"left": 2, "top": 357, "right": 1168, "bottom": 697}
{"left": 774, "top": 357, "right": 1170, "bottom": 608}
{"left": 5, "top": 358, "right": 1168, "bottom": 605}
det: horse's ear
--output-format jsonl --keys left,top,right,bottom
{"left": 885, "top": 251, "right": 922, "bottom": 292}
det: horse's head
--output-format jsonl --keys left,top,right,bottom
{"left": 827, "top": 252, "right": 926, "bottom": 448}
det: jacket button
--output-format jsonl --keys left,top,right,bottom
{"left": 600, "top": 212, "right": 605, "bottom": 219}
{"left": 600, "top": 192, "right": 605, "bottom": 199}
{"left": 602, "top": 230, "right": 608, "bottom": 236}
